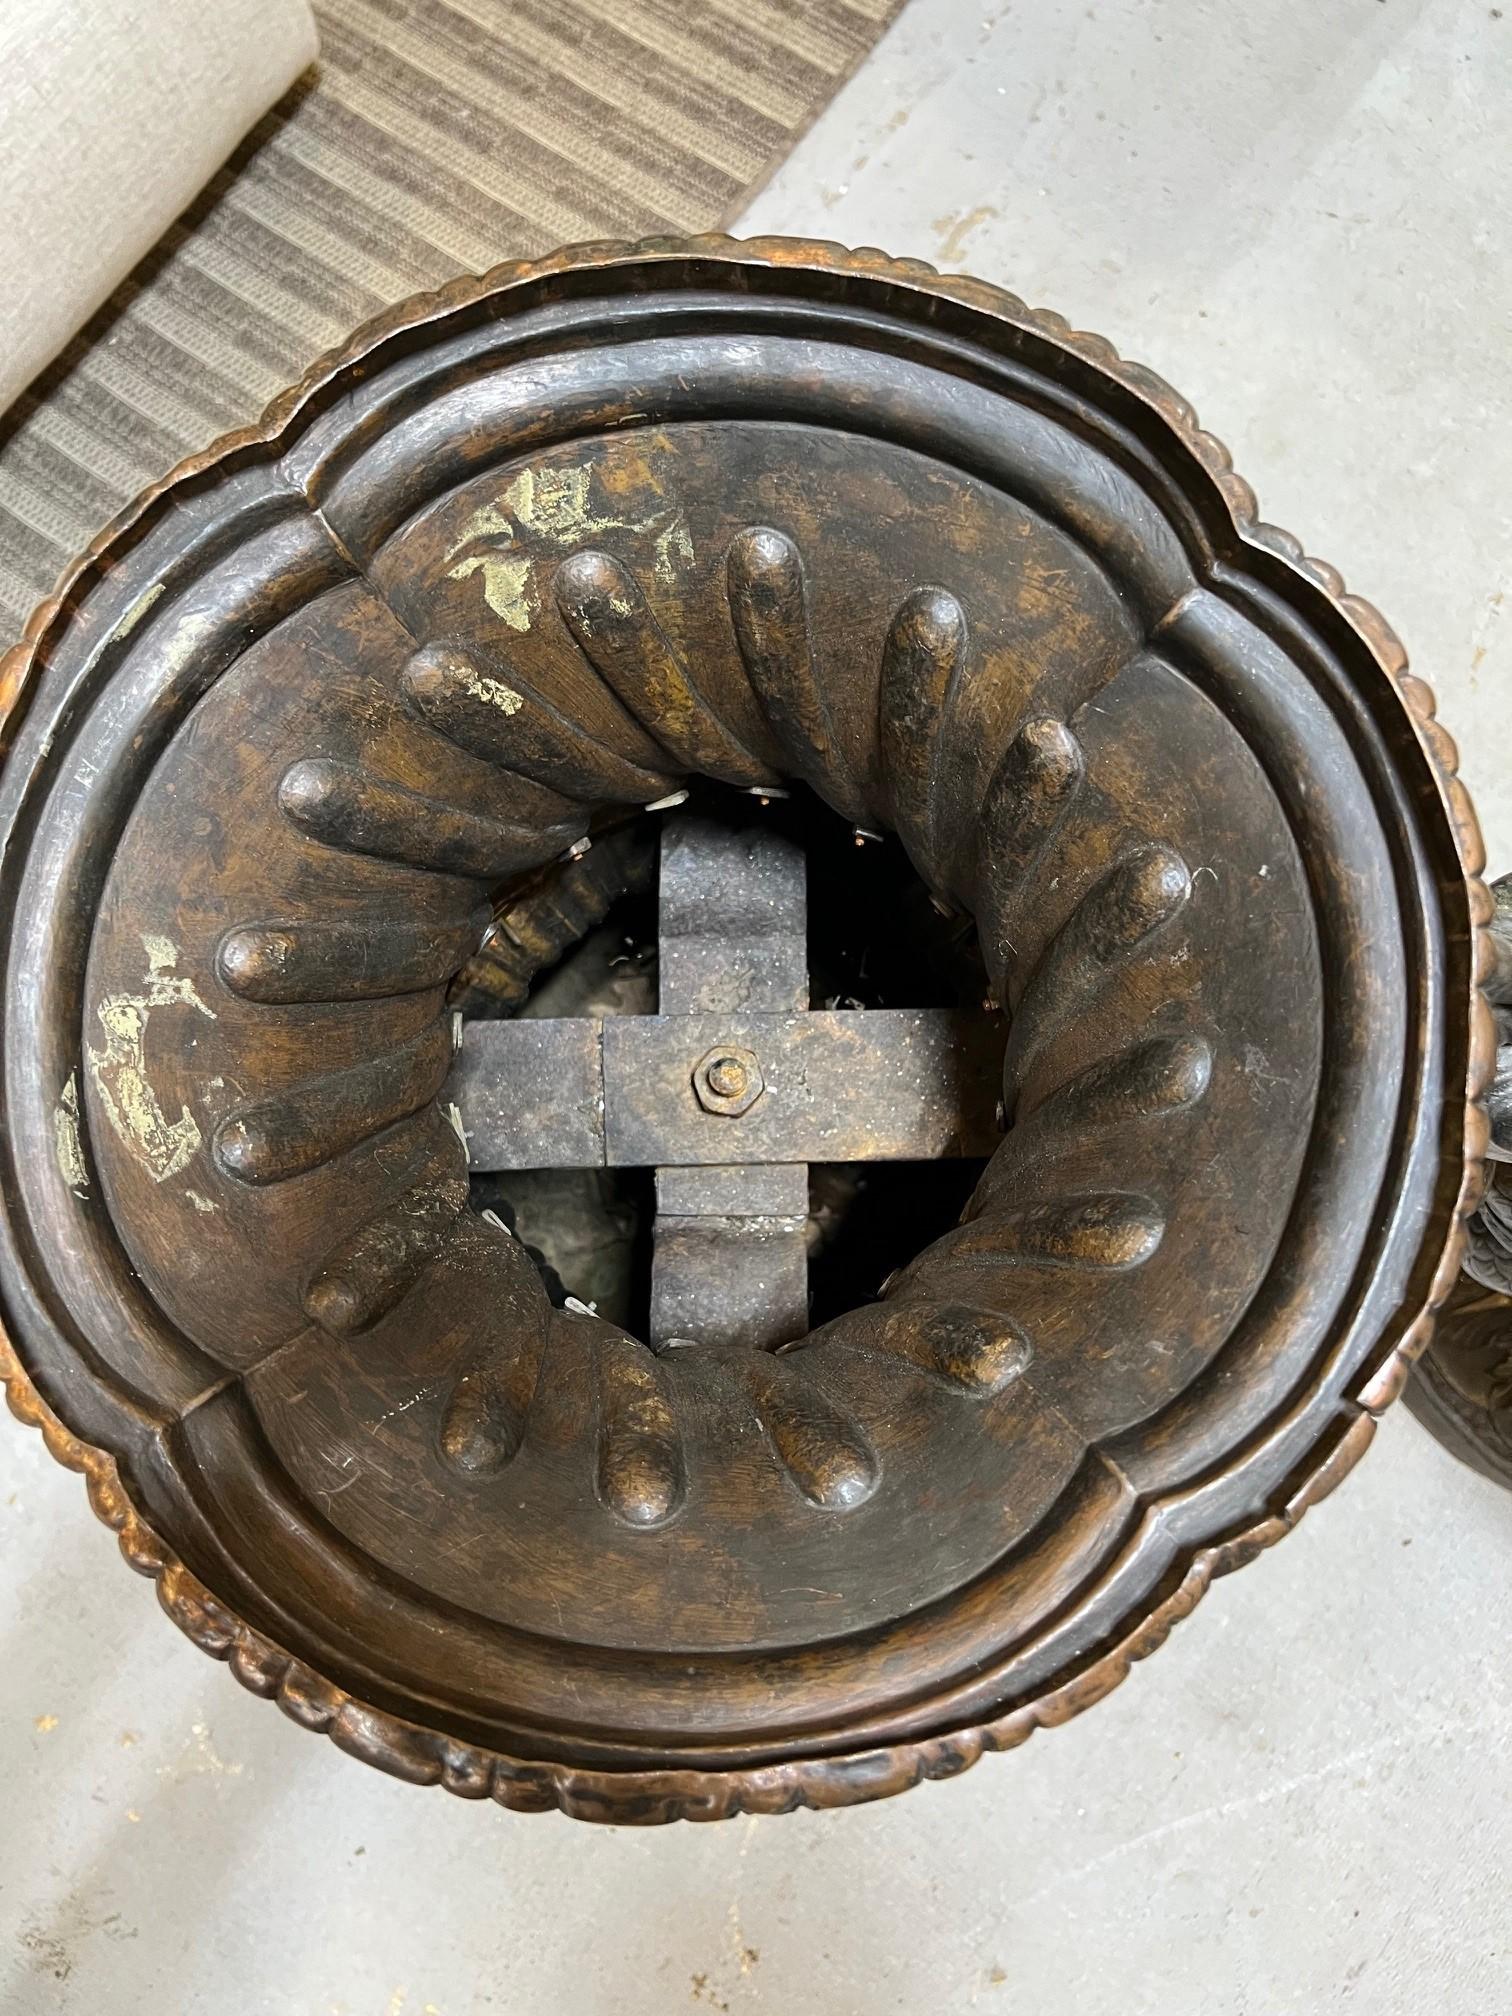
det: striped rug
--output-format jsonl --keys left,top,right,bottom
{"left": 0, "top": 0, "right": 900, "bottom": 637}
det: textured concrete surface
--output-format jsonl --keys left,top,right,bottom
{"left": 749, "top": 0, "right": 1512, "bottom": 867}
{"left": 5, "top": 2, "right": 1512, "bottom": 2009}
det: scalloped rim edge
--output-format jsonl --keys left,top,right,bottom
{"left": 0, "top": 235, "right": 1493, "bottom": 1823}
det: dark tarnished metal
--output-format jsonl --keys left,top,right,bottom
{"left": 602, "top": 1010, "right": 1005, "bottom": 1166}
{"left": 448, "top": 824, "right": 654, "bottom": 1018}
{"left": 0, "top": 238, "right": 1485, "bottom": 1824}
{"left": 450, "top": 1007, "right": 1005, "bottom": 1167}
{"left": 648, "top": 819, "right": 809, "bottom": 1350}
{"left": 451, "top": 1019, "right": 606, "bottom": 1170}
{"left": 658, "top": 818, "right": 807, "bottom": 1016}
{"left": 449, "top": 814, "right": 1004, "bottom": 1346}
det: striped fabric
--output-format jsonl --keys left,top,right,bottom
{"left": 0, "top": 0, "right": 900, "bottom": 637}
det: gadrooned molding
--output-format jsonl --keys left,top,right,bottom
{"left": 0, "top": 236, "right": 1494, "bottom": 1822}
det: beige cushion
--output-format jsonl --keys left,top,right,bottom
{"left": 0, "top": 0, "right": 319, "bottom": 415}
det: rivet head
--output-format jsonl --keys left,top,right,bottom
{"left": 692, "top": 1044, "right": 764, "bottom": 1117}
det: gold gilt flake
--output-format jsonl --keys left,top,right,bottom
{"left": 444, "top": 464, "right": 695, "bottom": 628}
{"left": 88, "top": 936, "right": 216, "bottom": 1183}
{"left": 53, "top": 1071, "right": 88, "bottom": 1193}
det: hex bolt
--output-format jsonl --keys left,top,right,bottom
{"left": 706, "top": 1054, "right": 749, "bottom": 1100}
{"left": 692, "top": 1044, "right": 764, "bottom": 1117}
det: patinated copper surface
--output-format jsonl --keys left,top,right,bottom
{"left": 0, "top": 238, "right": 1491, "bottom": 1822}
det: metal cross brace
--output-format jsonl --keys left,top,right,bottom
{"left": 448, "top": 817, "right": 1003, "bottom": 1350}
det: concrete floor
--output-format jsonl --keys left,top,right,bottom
{"left": 5, "top": 1, "right": 1512, "bottom": 2009}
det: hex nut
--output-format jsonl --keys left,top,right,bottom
{"left": 692, "top": 1044, "right": 764, "bottom": 1117}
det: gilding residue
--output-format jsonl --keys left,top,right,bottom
{"left": 446, "top": 553, "right": 536, "bottom": 632}
{"left": 503, "top": 466, "right": 603, "bottom": 542}
{"left": 53, "top": 1071, "right": 88, "bottom": 1193}
{"left": 88, "top": 936, "right": 216, "bottom": 1183}
{"left": 445, "top": 463, "right": 693, "bottom": 629}
{"left": 653, "top": 514, "right": 694, "bottom": 586}
{"left": 460, "top": 666, "right": 524, "bottom": 712}
{"left": 109, "top": 580, "right": 165, "bottom": 645}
